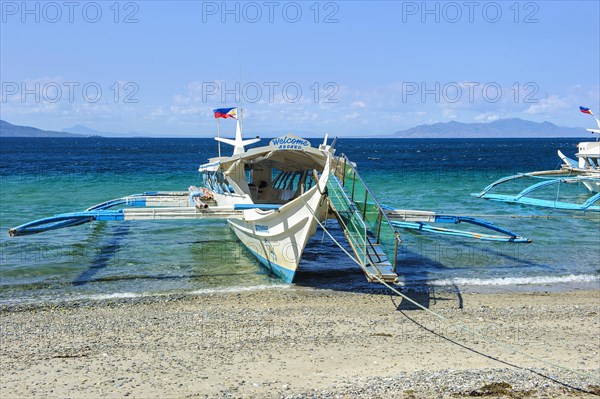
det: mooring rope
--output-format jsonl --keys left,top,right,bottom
{"left": 300, "top": 194, "right": 600, "bottom": 386}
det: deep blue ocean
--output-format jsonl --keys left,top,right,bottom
{"left": 1, "top": 137, "right": 599, "bottom": 304}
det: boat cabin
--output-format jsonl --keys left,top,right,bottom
{"left": 199, "top": 135, "right": 329, "bottom": 204}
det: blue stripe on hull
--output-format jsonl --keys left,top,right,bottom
{"left": 244, "top": 246, "right": 296, "bottom": 283}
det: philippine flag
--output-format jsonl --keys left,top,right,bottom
{"left": 579, "top": 106, "right": 593, "bottom": 115}
{"left": 213, "top": 107, "right": 238, "bottom": 119}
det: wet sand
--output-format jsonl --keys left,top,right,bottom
{"left": 1, "top": 286, "right": 599, "bottom": 398}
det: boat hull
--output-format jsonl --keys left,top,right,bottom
{"left": 227, "top": 185, "right": 328, "bottom": 283}
{"left": 582, "top": 179, "right": 600, "bottom": 193}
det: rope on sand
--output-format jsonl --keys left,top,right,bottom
{"left": 300, "top": 195, "right": 600, "bottom": 386}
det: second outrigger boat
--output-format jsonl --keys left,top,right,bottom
{"left": 476, "top": 107, "right": 600, "bottom": 212}
{"left": 9, "top": 108, "right": 530, "bottom": 284}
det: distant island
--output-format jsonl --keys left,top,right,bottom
{"left": 61, "top": 124, "right": 148, "bottom": 138}
{"left": 0, "top": 118, "right": 592, "bottom": 138}
{"left": 61, "top": 124, "right": 108, "bottom": 137}
{"left": 389, "top": 118, "right": 588, "bottom": 138}
{"left": 0, "top": 120, "right": 86, "bottom": 138}
{"left": 0, "top": 120, "right": 144, "bottom": 138}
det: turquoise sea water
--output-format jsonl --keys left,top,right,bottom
{"left": 1, "top": 137, "right": 598, "bottom": 304}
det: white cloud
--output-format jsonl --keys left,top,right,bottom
{"left": 442, "top": 108, "right": 457, "bottom": 119}
{"left": 342, "top": 112, "right": 360, "bottom": 121}
{"left": 169, "top": 105, "right": 204, "bottom": 115}
{"left": 474, "top": 112, "right": 500, "bottom": 122}
{"left": 145, "top": 106, "right": 166, "bottom": 119}
{"left": 524, "top": 95, "right": 569, "bottom": 114}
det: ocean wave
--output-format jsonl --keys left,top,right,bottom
{"left": 82, "top": 292, "right": 143, "bottom": 300}
{"left": 1, "top": 284, "right": 292, "bottom": 306}
{"left": 189, "top": 284, "right": 291, "bottom": 295}
{"left": 64, "top": 284, "right": 291, "bottom": 302}
{"left": 409, "top": 274, "right": 600, "bottom": 287}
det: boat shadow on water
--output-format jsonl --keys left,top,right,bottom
{"left": 72, "top": 223, "right": 131, "bottom": 286}
{"left": 293, "top": 225, "right": 465, "bottom": 311}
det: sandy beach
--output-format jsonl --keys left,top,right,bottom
{"left": 1, "top": 285, "right": 599, "bottom": 398}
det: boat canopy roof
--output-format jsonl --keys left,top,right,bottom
{"left": 199, "top": 135, "right": 329, "bottom": 173}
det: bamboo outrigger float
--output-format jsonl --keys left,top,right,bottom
{"left": 475, "top": 107, "right": 600, "bottom": 212}
{"left": 9, "top": 108, "right": 530, "bottom": 283}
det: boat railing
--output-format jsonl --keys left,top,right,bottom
{"left": 326, "top": 175, "right": 368, "bottom": 266}
{"left": 332, "top": 155, "right": 401, "bottom": 271}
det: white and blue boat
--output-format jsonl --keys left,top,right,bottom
{"left": 9, "top": 108, "right": 530, "bottom": 283}
{"left": 476, "top": 107, "right": 600, "bottom": 212}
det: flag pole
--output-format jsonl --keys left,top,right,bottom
{"left": 217, "top": 118, "right": 222, "bottom": 157}
{"left": 240, "top": 107, "right": 243, "bottom": 135}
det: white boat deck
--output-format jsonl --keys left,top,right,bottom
{"left": 123, "top": 207, "right": 243, "bottom": 221}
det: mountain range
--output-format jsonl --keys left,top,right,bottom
{"left": 0, "top": 118, "right": 592, "bottom": 138}
{"left": 0, "top": 120, "right": 85, "bottom": 138}
{"left": 390, "top": 118, "right": 588, "bottom": 138}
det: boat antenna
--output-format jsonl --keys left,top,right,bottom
{"left": 216, "top": 116, "right": 222, "bottom": 158}
{"left": 239, "top": 49, "right": 244, "bottom": 137}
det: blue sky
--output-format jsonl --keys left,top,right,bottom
{"left": 1, "top": 1, "right": 599, "bottom": 137}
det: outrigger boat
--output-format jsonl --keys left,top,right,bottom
{"left": 475, "top": 107, "right": 600, "bottom": 212}
{"left": 8, "top": 108, "right": 530, "bottom": 284}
